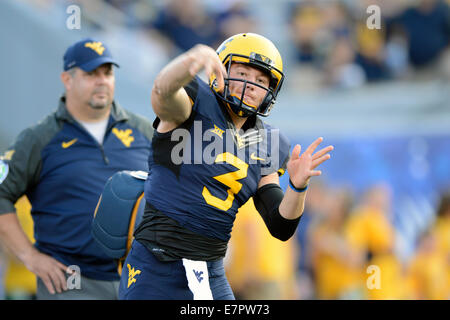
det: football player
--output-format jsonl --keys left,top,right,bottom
{"left": 118, "top": 33, "right": 333, "bottom": 299}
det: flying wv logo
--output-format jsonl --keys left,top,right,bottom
{"left": 127, "top": 264, "right": 141, "bottom": 288}
{"left": 84, "top": 41, "right": 105, "bottom": 55}
{"left": 112, "top": 128, "right": 134, "bottom": 147}
{"left": 193, "top": 269, "right": 204, "bottom": 283}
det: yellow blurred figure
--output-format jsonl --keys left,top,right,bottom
{"left": 310, "top": 189, "right": 364, "bottom": 299}
{"left": 408, "top": 192, "right": 450, "bottom": 299}
{"left": 310, "top": 225, "right": 364, "bottom": 299}
{"left": 366, "top": 253, "right": 410, "bottom": 299}
{"left": 407, "top": 230, "right": 449, "bottom": 300}
{"left": 4, "top": 196, "right": 36, "bottom": 299}
{"left": 226, "top": 198, "right": 297, "bottom": 300}
{"left": 355, "top": 22, "right": 386, "bottom": 60}
{"left": 434, "top": 191, "right": 450, "bottom": 256}
{"left": 346, "top": 185, "right": 394, "bottom": 255}
{"left": 345, "top": 184, "right": 409, "bottom": 299}
{"left": 434, "top": 216, "right": 450, "bottom": 257}
{"left": 434, "top": 215, "right": 450, "bottom": 298}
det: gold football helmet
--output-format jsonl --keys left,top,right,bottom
{"left": 210, "top": 33, "right": 285, "bottom": 117}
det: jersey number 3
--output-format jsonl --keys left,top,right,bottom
{"left": 202, "top": 152, "right": 248, "bottom": 211}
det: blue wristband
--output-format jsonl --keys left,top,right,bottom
{"left": 289, "top": 179, "right": 308, "bottom": 193}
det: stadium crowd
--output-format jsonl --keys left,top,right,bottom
{"left": 104, "top": 0, "right": 450, "bottom": 87}
{"left": 0, "top": 0, "right": 449, "bottom": 300}
{"left": 23, "top": 0, "right": 450, "bottom": 88}
{"left": 227, "top": 182, "right": 450, "bottom": 300}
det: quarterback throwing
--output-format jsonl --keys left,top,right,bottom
{"left": 118, "top": 33, "right": 333, "bottom": 300}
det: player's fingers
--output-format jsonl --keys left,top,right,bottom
{"left": 214, "top": 67, "right": 225, "bottom": 93}
{"left": 214, "top": 55, "right": 227, "bottom": 83}
{"left": 204, "top": 62, "right": 213, "bottom": 80}
{"left": 312, "top": 145, "right": 334, "bottom": 161}
{"left": 291, "top": 144, "right": 301, "bottom": 160}
{"left": 309, "top": 170, "right": 322, "bottom": 177}
{"left": 205, "top": 60, "right": 218, "bottom": 78}
{"left": 305, "top": 137, "right": 323, "bottom": 156}
{"left": 214, "top": 53, "right": 227, "bottom": 77}
{"left": 312, "top": 154, "right": 331, "bottom": 169}
{"left": 207, "top": 46, "right": 227, "bottom": 77}
{"left": 188, "top": 60, "right": 202, "bottom": 77}
{"left": 220, "top": 62, "right": 227, "bottom": 78}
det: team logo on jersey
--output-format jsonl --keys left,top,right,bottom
{"left": 210, "top": 124, "right": 224, "bottom": 138}
{"left": 0, "top": 160, "right": 9, "bottom": 184}
{"left": 84, "top": 41, "right": 105, "bottom": 56}
{"left": 193, "top": 269, "right": 204, "bottom": 283}
{"left": 112, "top": 128, "right": 134, "bottom": 147}
{"left": 62, "top": 138, "right": 78, "bottom": 149}
{"left": 127, "top": 263, "right": 141, "bottom": 288}
{"left": 169, "top": 120, "right": 281, "bottom": 173}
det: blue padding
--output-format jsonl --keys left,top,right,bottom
{"left": 91, "top": 170, "right": 146, "bottom": 259}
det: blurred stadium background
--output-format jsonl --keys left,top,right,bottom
{"left": 0, "top": 0, "right": 449, "bottom": 300}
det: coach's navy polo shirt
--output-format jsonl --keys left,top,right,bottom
{"left": 0, "top": 97, "right": 152, "bottom": 281}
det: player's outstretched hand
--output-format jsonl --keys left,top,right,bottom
{"left": 185, "top": 44, "right": 227, "bottom": 92}
{"left": 287, "top": 137, "right": 333, "bottom": 190}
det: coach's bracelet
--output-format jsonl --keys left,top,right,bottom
{"left": 289, "top": 179, "right": 308, "bottom": 193}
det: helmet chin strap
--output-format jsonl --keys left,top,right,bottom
{"left": 227, "top": 95, "right": 257, "bottom": 118}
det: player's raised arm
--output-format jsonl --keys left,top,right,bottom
{"left": 255, "top": 137, "right": 333, "bottom": 241}
{"left": 151, "top": 44, "right": 227, "bottom": 131}
{"left": 279, "top": 137, "right": 333, "bottom": 219}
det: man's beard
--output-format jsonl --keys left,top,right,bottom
{"left": 88, "top": 90, "right": 112, "bottom": 109}
{"left": 88, "top": 99, "right": 110, "bottom": 109}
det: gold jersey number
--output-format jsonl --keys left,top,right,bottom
{"left": 202, "top": 152, "right": 248, "bottom": 211}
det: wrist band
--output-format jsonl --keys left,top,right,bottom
{"left": 289, "top": 179, "right": 308, "bottom": 193}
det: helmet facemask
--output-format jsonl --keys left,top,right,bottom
{"left": 213, "top": 53, "right": 284, "bottom": 118}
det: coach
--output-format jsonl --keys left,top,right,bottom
{"left": 0, "top": 38, "right": 152, "bottom": 299}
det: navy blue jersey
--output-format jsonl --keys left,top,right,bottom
{"left": 144, "top": 77, "right": 290, "bottom": 241}
{"left": 0, "top": 97, "right": 152, "bottom": 280}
